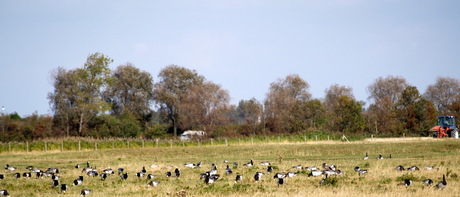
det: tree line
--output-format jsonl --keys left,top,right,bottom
{"left": 1, "top": 53, "right": 459, "bottom": 142}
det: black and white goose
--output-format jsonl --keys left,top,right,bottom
{"left": 205, "top": 174, "right": 220, "bottom": 184}
{"left": 5, "top": 164, "right": 16, "bottom": 172}
{"left": 87, "top": 170, "right": 98, "bottom": 177}
{"left": 147, "top": 180, "right": 160, "bottom": 187}
{"left": 305, "top": 166, "right": 317, "bottom": 171}
{"left": 235, "top": 175, "right": 243, "bottom": 183}
{"left": 100, "top": 173, "right": 107, "bottom": 180}
{"left": 51, "top": 174, "right": 60, "bottom": 181}
{"left": 80, "top": 188, "right": 91, "bottom": 196}
{"left": 174, "top": 168, "right": 181, "bottom": 177}
{"left": 184, "top": 163, "right": 196, "bottom": 168}
{"left": 274, "top": 173, "right": 286, "bottom": 179}
{"left": 363, "top": 152, "right": 369, "bottom": 160}
{"left": 308, "top": 170, "right": 323, "bottom": 178}
{"left": 254, "top": 172, "right": 264, "bottom": 182}
{"left": 260, "top": 162, "right": 271, "bottom": 166}
{"left": 358, "top": 169, "right": 368, "bottom": 176}
{"left": 23, "top": 172, "right": 32, "bottom": 178}
{"left": 0, "top": 174, "right": 4, "bottom": 179}
{"left": 47, "top": 168, "right": 60, "bottom": 174}
{"left": 407, "top": 166, "right": 420, "bottom": 171}
{"left": 13, "top": 173, "right": 20, "bottom": 178}
{"left": 292, "top": 165, "right": 302, "bottom": 170}
{"left": 423, "top": 179, "right": 434, "bottom": 186}
{"left": 120, "top": 173, "right": 128, "bottom": 180}
{"left": 73, "top": 176, "right": 84, "bottom": 185}
{"left": 267, "top": 166, "right": 273, "bottom": 173}
{"left": 165, "top": 171, "right": 172, "bottom": 177}
{"left": 0, "top": 190, "right": 9, "bottom": 196}
{"left": 117, "top": 168, "right": 124, "bottom": 175}
{"left": 102, "top": 168, "right": 114, "bottom": 175}
{"left": 404, "top": 179, "right": 412, "bottom": 187}
{"left": 435, "top": 174, "right": 447, "bottom": 189}
{"left": 396, "top": 165, "right": 405, "bottom": 171}
{"left": 136, "top": 172, "right": 145, "bottom": 179}
{"left": 244, "top": 160, "right": 254, "bottom": 167}
{"left": 354, "top": 166, "right": 361, "bottom": 172}
{"left": 225, "top": 165, "right": 233, "bottom": 175}
{"left": 75, "top": 164, "right": 80, "bottom": 169}
{"left": 141, "top": 166, "right": 147, "bottom": 174}
{"left": 61, "top": 184, "right": 68, "bottom": 193}
{"left": 377, "top": 154, "right": 384, "bottom": 160}
{"left": 147, "top": 174, "right": 155, "bottom": 179}
{"left": 52, "top": 179, "right": 59, "bottom": 187}
{"left": 287, "top": 172, "right": 297, "bottom": 178}
{"left": 277, "top": 177, "right": 284, "bottom": 187}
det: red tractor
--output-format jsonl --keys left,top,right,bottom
{"left": 430, "top": 116, "right": 458, "bottom": 138}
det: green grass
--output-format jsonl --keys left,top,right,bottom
{"left": 0, "top": 138, "right": 459, "bottom": 196}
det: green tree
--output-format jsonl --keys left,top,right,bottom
{"left": 331, "top": 96, "right": 365, "bottom": 132}
{"left": 397, "top": 86, "right": 437, "bottom": 134}
{"left": 153, "top": 65, "right": 204, "bottom": 136}
{"left": 236, "top": 98, "right": 263, "bottom": 134}
{"left": 48, "top": 53, "right": 113, "bottom": 137}
{"left": 105, "top": 63, "right": 154, "bottom": 122}
{"left": 264, "top": 74, "right": 311, "bottom": 133}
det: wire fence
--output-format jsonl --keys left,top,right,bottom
{"left": 0, "top": 134, "right": 350, "bottom": 153}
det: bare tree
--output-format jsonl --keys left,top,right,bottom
{"left": 236, "top": 98, "right": 263, "bottom": 134}
{"left": 367, "top": 75, "right": 409, "bottom": 105}
{"left": 423, "top": 76, "right": 460, "bottom": 115}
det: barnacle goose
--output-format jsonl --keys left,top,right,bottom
{"left": 435, "top": 174, "right": 447, "bottom": 189}
{"left": 235, "top": 175, "right": 243, "bottom": 183}
{"left": 254, "top": 172, "right": 264, "bottom": 181}
{"left": 0, "top": 190, "right": 9, "bottom": 196}
{"left": 423, "top": 179, "right": 434, "bottom": 186}
{"left": 100, "top": 173, "right": 107, "bottom": 180}
{"left": 80, "top": 188, "right": 91, "bottom": 196}
{"left": 61, "top": 184, "right": 68, "bottom": 193}
{"left": 147, "top": 180, "right": 160, "bottom": 187}
{"left": 363, "top": 152, "right": 369, "bottom": 160}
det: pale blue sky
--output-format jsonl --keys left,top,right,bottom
{"left": 1, "top": 0, "right": 459, "bottom": 116}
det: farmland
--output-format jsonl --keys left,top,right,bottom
{"left": 1, "top": 138, "right": 459, "bottom": 196}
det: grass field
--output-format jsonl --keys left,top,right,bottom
{"left": 0, "top": 138, "right": 459, "bottom": 196}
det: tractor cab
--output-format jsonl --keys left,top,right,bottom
{"left": 432, "top": 116, "right": 458, "bottom": 138}
{"left": 437, "top": 116, "right": 456, "bottom": 130}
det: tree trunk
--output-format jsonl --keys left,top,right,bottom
{"left": 79, "top": 113, "right": 84, "bottom": 136}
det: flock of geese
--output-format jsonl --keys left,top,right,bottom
{"left": 0, "top": 152, "right": 449, "bottom": 196}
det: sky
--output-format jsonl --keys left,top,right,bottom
{"left": 1, "top": 0, "right": 459, "bottom": 116}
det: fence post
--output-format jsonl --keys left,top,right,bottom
{"left": 112, "top": 142, "right": 115, "bottom": 149}
{"left": 26, "top": 141, "right": 29, "bottom": 153}
{"left": 182, "top": 140, "right": 185, "bottom": 147}
{"left": 95, "top": 142, "right": 98, "bottom": 151}
{"left": 304, "top": 135, "right": 306, "bottom": 142}
{"left": 61, "top": 140, "right": 64, "bottom": 152}
{"left": 198, "top": 139, "right": 200, "bottom": 147}
{"left": 45, "top": 141, "right": 47, "bottom": 152}
{"left": 170, "top": 139, "right": 173, "bottom": 147}
{"left": 251, "top": 137, "right": 254, "bottom": 145}
{"left": 327, "top": 136, "right": 330, "bottom": 141}
{"left": 156, "top": 139, "right": 159, "bottom": 148}
{"left": 142, "top": 140, "right": 145, "bottom": 148}
{"left": 8, "top": 142, "right": 11, "bottom": 152}
{"left": 278, "top": 136, "right": 281, "bottom": 144}
{"left": 238, "top": 138, "right": 240, "bottom": 146}
{"left": 225, "top": 138, "right": 228, "bottom": 146}
{"left": 78, "top": 140, "right": 81, "bottom": 151}
{"left": 315, "top": 135, "right": 318, "bottom": 141}
{"left": 127, "top": 141, "right": 130, "bottom": 149}
{"left": 211, "top": 139, "right": 213, "bottom": 146}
